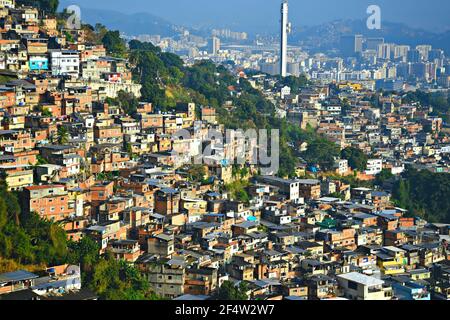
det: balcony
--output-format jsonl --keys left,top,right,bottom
{"left": 368, "top": 286, "right": 383, "bottom": 294}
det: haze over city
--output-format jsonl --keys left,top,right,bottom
{"left": 61, "top": 0, "right": 450, "bottom": 33}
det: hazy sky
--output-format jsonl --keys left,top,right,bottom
{"left": 61, "top": 0, "right": 450, "bottom": 33}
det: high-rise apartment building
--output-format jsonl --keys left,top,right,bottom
{"left": 208, "top": 37, "right": 221, "bottom": 55}
{"left": 340, "top": 35, "right": 363, "bottom": 57}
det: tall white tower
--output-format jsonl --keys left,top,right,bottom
{"left": 280, "top": 0, "right": 290, "bottom": 77}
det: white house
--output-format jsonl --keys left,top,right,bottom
{"left": 50, "top": 50, "right": 80, "bottom": 77}
{"left": 335, "top": 159, "right": 349, "bottom": 175}
{"left": 337, "top": 272, "right": 392, "bottom": 300}
{"left": 365, "top": 159, "right": 383, "bottom": 176}
{"left": 280, "top": 85, "right": 291, "bottom": 99}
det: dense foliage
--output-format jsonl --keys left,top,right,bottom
{"left": 68, "top": 237, "right": 161, "bottom": 300}
{"left": 183, "top": 61, "right": 235, "bottom": 108}
{"left": 374, "top": 169, "right": 395, "bottom": 187}
{"left": 341, "top": 147, "right": 369, "bottom": 172}
{"left": 215, "top": 281, "right": 249, "bottom": 300}
{"left": 393, "top": 167, "right": 450, "bottom": 223}
{"left": 129, "top": 41, "right": 187, "bottom": 108}
{"left": 105, "top": 91, "right": 139, "bottom": 116}
{"left": 91, "top": 255, "right": 158, "bottom": 300}
{"left": 225, "top": 180, "right": 251, "bottom": 204}
{"left": 102, "top": 30, "right": 127, "bottom": 57}
{"left": 279, "top": 75, "right": 309, "bottom": 94}
{"left": 403, "top": 90, "right": 450, "bottom": 122}
{"left": 302, "top": 137, "right": 340, "bottom": 171}
{"left": 0, "top": 180, "right": 67, "bottom": 267}
{"left": 82, "top": 23, "right": 108, "bottom": 45}
{"left": 186, "top": 165, "right": 207, "bottom": 184}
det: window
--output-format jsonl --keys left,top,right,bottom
{"left": 348, "top": 281, "right": 358, "bottom": 290}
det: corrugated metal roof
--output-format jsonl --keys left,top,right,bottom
{"left": 0, "top": 270, "right": 39, "bottom": 284}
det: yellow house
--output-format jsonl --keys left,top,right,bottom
{"left": 377, "top": 247, "right": 407, "bottom": 275}
{"left": 67, "top": 189, "right": 87, "bottom": 217}
{"left": 408, "top": 269, "right": 431, "bottom": 281}
{"left": 378, "top": 260, "right": 405, "bottom": 275}
{"left": 338, "top": 82, "right": 363, "bottom": 91}
{"left": 3, "top": 168, "right": 33, "bottom": 191}
{"left": 295, "top": 166, "right": 306, "bottom": 177}
{"left": 180, "top": 198, "right": 207, "bottom": 215}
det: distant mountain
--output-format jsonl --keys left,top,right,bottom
{"left": 76, "top": 7, "right": 181, "bottom": 37}
{"left": 291, "top": 19, "right": 450, "bottom": 54}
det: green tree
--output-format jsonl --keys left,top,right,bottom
{"left": 0, "top": 177, "right": 69, "bottom": 267}
{"left": 216, "top": 281, "right": 249, "bottom": 300}
{"left": 102, "top": 31, "right": 127, "bottom": 57}
{"left": 225, "top": 181, "right": 250, "bottom": 204}
{"left": 64, "top": 31, "right": 75, "bottom": 43}
{"left": 36, "top": 154, "right": 49, "bottom": 165}
{"left": 90, "top": 255, "right": 158, "bottom": 300}
{"left": 393, "top": 179, "right": 411, "bottom": 210}
{"left": 42, "top": 109, "right": 52, "bottom": 117}
{"left": 106, "top": 91, "right": 139, "bottom": 116}
{"left": 68, "top": 237, "right": 100, "bottom": 276}
{"left": 341, "top": 147, "right": 368, "bottom": 172}
{"left": 375, "top": 169, "right": 394, "bottom": 186}
{"left": 279, "top": 74, "right": 308, "bottom": 94}
{"left": 235, "top": 189, "right": 250, "bottom": 204}
{"left": 130, "top": 50, "right": 170, "bottom": 107}
{"left": 125, "top": 143, "right": 134, "bottom": 158}
{"left": 57, "top": 126, "right": 69, "bottom": 144}
{"left": 187, "top": 165, "right": 207, "bottom": 183}
{"left": 392, "top": 167, "right": 450, "bottom": 223}
{"left": 303, "top": 138, "right": 340, "bottom": 171}
{"left": 129, "top": 40, "right": 160, "bottom": 53}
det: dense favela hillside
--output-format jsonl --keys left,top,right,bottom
{"left": 0, "top": 0, "right": 449, "bottom": 301}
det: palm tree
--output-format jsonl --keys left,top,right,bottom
{"left": 57, "top": 126, "right": 69, "bottom": 144}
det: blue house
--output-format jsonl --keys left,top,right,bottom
{"left": 29, "top": 56, "right": 49, "bottom": 71}
{"left": 392, "top": 280, "right": 430, "bottom": 300}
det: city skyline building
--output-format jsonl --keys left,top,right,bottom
{"left": 340, "top": 34, "right": 363, "bottom": 57}
{"left": 209, "top": 36, "right": 221, "bottom": 55}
